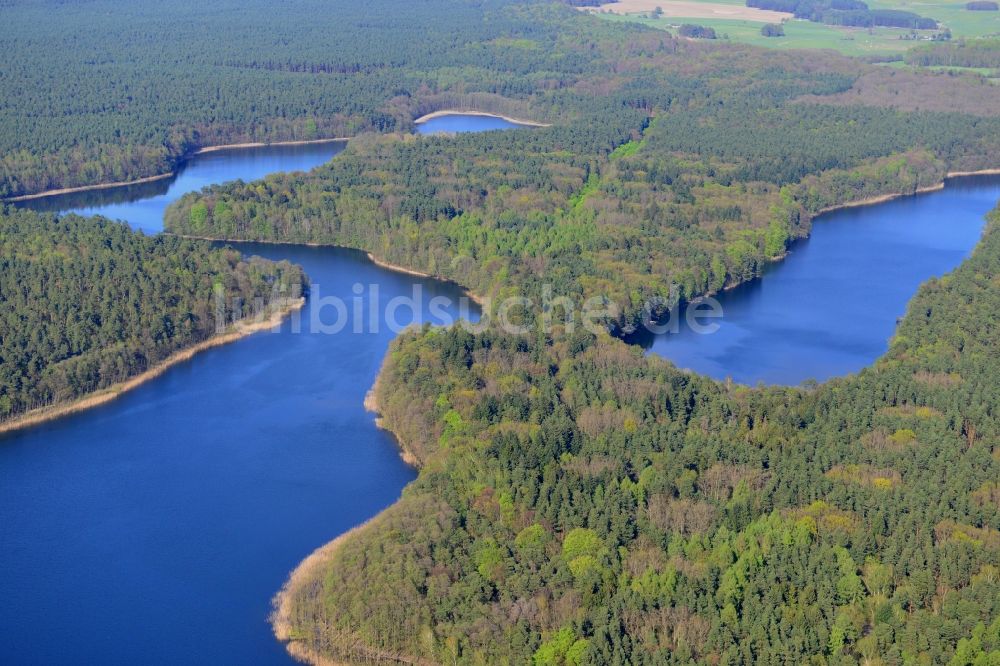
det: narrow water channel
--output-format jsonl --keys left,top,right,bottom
{"left": 0, "top": 124, "right": 498, "bottom": 664}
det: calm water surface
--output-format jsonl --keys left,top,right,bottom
{"left": 627, "top": 175, "right": 1000, "bottom": 385}
{"left": 416, "top": 113, "right": 524, "bottom": 134}
{"left": 0, "top": 243, "right": 478, "bottom": 664}
{"left": 1, "top": 131, "right": 490, "bottom": 664}
{"left": 18, "top": 141, "right": 347, "bottom": 233}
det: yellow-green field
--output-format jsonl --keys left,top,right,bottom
{"left": 869, "top": 0, "right": 1000, "bottom": 37}
{"left": 593, "top": 0, "right": 1000, "bottom": 58}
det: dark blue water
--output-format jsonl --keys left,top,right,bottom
{"left": 627, "top": 175, "right": 1000, "bottom": 385}
{"left": 1, "top": 137, "right": 484, "bottom": 664}
{"left": 18, "top": 141, "right": 346, "bottom": 233}
{"left": 416, "top": 112, "right": 524, "bottom": 134}
{"left": 0, "top": 242, "right": 478, "bottom": 664}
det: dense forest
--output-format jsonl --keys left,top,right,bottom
{"left": 166, "top": 33, "right": 1000, "bottom": 330}
{"left": 746, "top": 0, "right": 938, "bottom": 29}
{"left": 0, "top": 208, "right": 305, "bottom": 422}
{"left": 0, "top": 0, "right": 627, "bottom": 198}
{"left": 282, "top": 204, "right": 1000, "bottom": 664}
{"left": 795, "top": 66, "right": 1000, "bottom": 115}
{"left": 678, "top": 25, "right": 718, "bottom": 39}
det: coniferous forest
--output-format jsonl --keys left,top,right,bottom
{"left": 0, "top": 0, "right": 644, "bottom": 198}
{"left": 316, "top": 204, "right": 1000, "bottom": 664}
{"left": 2, "top": 0, "right": 1000, "bottom": 664}
{"left": 0, "top": 208, "right": 305, "bottom": 422}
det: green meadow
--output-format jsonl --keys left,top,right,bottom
{"left": 597, "top": 0, "right": 1000, "bottom": 58}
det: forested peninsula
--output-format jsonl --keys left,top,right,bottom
{"left": 0, "top": 208, "right": 306, "bottom": 429}
{"left": 156, "top": 3, "right": 1000, "bottom": 664}
{"left": 280, "top": 202, "right": 1000, "bottom": 665}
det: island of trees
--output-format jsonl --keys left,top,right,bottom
{"left": 678, "top": 24, "right": 718, "bottom": 39}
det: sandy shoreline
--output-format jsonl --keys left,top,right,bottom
{"left": 172, "top": 234, "right": 486, "bottom": 306}
{"left": 0, "top": 298, "right": 304, "bottom": 436}
{"left": 414, "top": 109, "right": 550, "bottom": 128}
{"left": 3, "top": 138, "right": 349, "bottom": 203}
{"left": 815, "top": 182, "right": 945, "bottom": 215}
{"left": 269, "top": 382, "right": 419, "bottom": 666}
{"left": 363, "top": 386, "right": 421, "bottom": 466}
{"left": 271, "top": 519, "right": 376, "bottom": 666}
{"left": 191, "top": 137, "right": 349, "bottom": 156}
{"left": 946, "top": 168, "right": 1000, "bottom": 178}
{"left": 363, "top": 253, "right": 486, "bottom": 306}
{"left": 5, "top": 172, "right": 176, "bottom": 202}
{"left": 271, "top": 510, "right": 429, "bottom": 666}
{"left": 813, "top": 169, "right": 1000, "bottom": 216}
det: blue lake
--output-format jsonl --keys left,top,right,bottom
{"left": 2, "top": 135, "right": 482, "bottom": 664}
{"left": 2, "top": 114, "right": 998, "bottom": 664}
{"left": 0, "top": 242, "right": 476, "bottom": 664}
{"left": 625, "top": 175, "right": 1000, "bottom": 385}
{"left": 18, "top": 141, "right": 347, "bottom": 233}
{"left": 415, "top": 112, "right": 525, "bottom": 134}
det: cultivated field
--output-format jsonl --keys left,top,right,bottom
{"left": 584, "top": 0, "right": 792, "bottom": 22}
{"left": 592, "top": 0, "right": 1000, "bottom": 58}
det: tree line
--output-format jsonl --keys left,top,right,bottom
{"left": 747, "top": 0, "right": 938, "bottom": 29}
{"left": 905, "top": 39, "right": 1000, "bottom": 69}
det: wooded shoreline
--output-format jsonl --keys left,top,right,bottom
{"left": 4, "top": 172, "right": 176, "bottom": 202}
{"left": 815, "top": 181, "right": 945, "bottom": 214}
{"left": 269, "top": 168, "right": 1000, "bottom": 666}
{"left": 271, "top": 512, "right": 430, "bottom": 666}
{"left": 413, "top": 109, "right": 550, "bottom": 127}
{"left": 3, "top": 138, "right": 349, "bottom": 203}
{"left": 171, "top": 233, "right": 486, "bottom": 307}
{"left": 0, "top": 298, "right": 304, "bottom": 437}
{"left": 3, "top": 109, "right": 551, "bottom": 203}
{"left": 272, "top": 383, "right": 424, "bottom": 665}
{"left": 804, "top": 169, "right": 1000, "bottom": 217}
